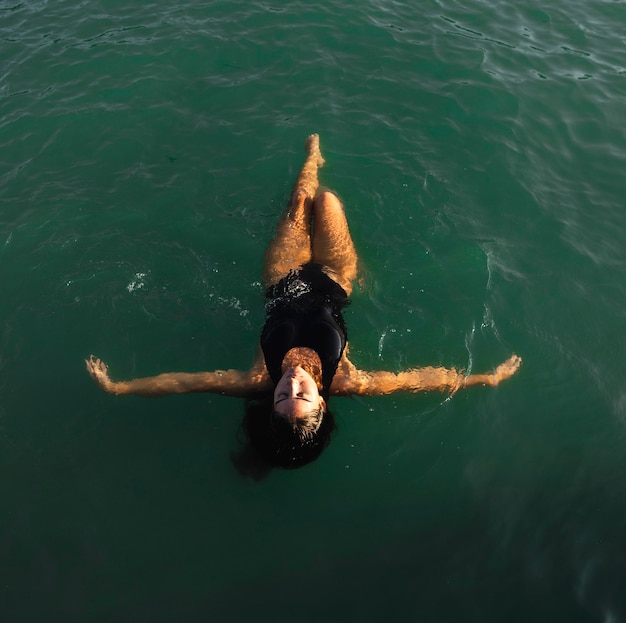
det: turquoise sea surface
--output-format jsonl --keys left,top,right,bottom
{"left": 2, "top": 1, "right": 626, "bottom": 621}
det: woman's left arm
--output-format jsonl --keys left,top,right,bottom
{"left": 85, "top": 353, "right": 272, "bottom": 398}
{"left": 330, "top": 353, "right": 522, "bottom": 396}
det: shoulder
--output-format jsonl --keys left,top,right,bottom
{"left": 329, "top": 347, "right": 362, "bottom": 395}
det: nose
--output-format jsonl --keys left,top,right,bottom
{"left": 288, "top": 377, "right": 299, "bottom": 394}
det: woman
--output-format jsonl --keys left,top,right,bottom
{"left": 86, "top": 134, "right": 521, "bottom": 468}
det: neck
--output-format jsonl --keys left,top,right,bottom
{"left": 281, "top": 347, "right": 323, "bottom": 391}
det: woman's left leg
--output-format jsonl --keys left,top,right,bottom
{"left": 263, "top": 135, "right": 324, "bottom": 288}
{"left": 311, "top": 191, "right": 358, "bottom": 295}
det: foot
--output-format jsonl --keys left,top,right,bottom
{"left": 305, "top": 133, "right": 325, "bottom": 167}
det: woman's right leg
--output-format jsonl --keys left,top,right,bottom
{"left": 312, "top": 192, "right": 358, "bottom": 296}
{"left": 291, "top": 133, "right": 324, "bottom": 198}
{"left": 262, "top": 135, "right": 324, "bottom": 288}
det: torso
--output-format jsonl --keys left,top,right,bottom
{"left": 260, "top": 263, "right": 349, "bottom": 396}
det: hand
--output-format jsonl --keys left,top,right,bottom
{"left": 493, "top": 354, "right": 522, "bottom": 384}
{"left": 85, "top": 355, "right": 116, "bottom": 393}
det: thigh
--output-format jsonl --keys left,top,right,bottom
{"left": 263, "top": 190, "right": 312, "bottom": 288}
{"left": 312, "top": 192, "right": 358, "bottom": 295}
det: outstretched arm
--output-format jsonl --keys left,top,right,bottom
{"left": 85, "top": 351, "right": 272, "bottom": 398}
{"left": 330, "top": 353, "right": 522, "bottom": 396}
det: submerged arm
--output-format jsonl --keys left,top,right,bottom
{"left": 85, "top": 353, "right": 272, "bottom": 398}
{"left": 330, "top": 354, "right": 522, "bottom": 396}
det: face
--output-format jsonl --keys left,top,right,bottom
{"left": 273, "top": 366, "right": 325, "bottom": 421}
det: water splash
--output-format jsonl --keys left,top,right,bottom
{"left": 126, "top": 272, "right": 147, "bottom": 293}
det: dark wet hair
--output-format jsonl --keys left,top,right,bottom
{"left": 237, "top": 397, "right": 336, "bottom": 471}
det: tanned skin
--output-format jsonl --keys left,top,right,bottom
{"left": 86, "top": 135, "right": 521, "bottom": 399}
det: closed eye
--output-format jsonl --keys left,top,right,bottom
{"left": 274, "top": 395, "right": 312, "bottom": 405}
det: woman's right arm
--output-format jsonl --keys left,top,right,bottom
{"left": 85, "top": 354, "right": 272, "bottom": 398}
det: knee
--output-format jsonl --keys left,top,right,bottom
{"left": 315, "top": 191, "right": 342, "bottom": 211}
{"left": 291, "top": 188, "right": 308, "bottom": 207}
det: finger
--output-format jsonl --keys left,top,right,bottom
{"left": 504, "top": 354, "right": 521, "bottom": 369}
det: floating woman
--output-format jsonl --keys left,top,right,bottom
{"left": 86, "top": 134, "right": 521, "bottom": 469}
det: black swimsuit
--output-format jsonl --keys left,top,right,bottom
{"left": 260, "top": 263, "right": 349, "bottom": 397}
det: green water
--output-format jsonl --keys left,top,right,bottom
{"left": 2, "top": 1, "right": 626, "bottom": 621}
